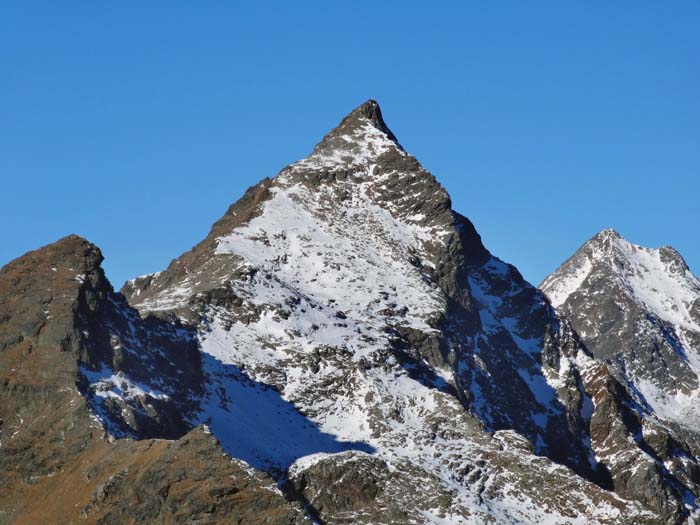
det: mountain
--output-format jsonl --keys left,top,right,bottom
{"left": 0, "top": 100, "right": 696, "bottom": 524}
{"left": 0, "top": 235, "right": 305, "bottom": 524}
{"left": 542, "top": 228, "right": 700, "bottom": 517}
{"left": 119, "top": 100, "right": 675, "bottom": 523}
{"left": 542, "top": 229, "right": 700, "bottom": 425}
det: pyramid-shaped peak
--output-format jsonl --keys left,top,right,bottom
{"left": 356, "top": 98, "right": 381, "bottom": 117}
{"left": 321, "top": 98, "right": 403, "bottom": 150}
{"left": 595, "top": 227, "right": 622, "bottom": 239}
{"left": 580, "top": 228, "right": 629, "bottom": 256}
{"left": 543, "top": 227, "right": 698, "bottom": 307}
{"left": 339, "top": 99, "right": 399, "bottom": 143}
{"left": 288, "top": 99, "right": 406, "bottom": 173}
{"left": 588, "top": 228, "right": 623, "bottom": 245}
{"left": 585, "top": 229, "right": 687, "bottom": 268}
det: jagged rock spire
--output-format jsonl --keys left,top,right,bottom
{"left": 337, "top": 99, "right": 400, "bottom": 144}
{"left": 290, "top": 99, "right": 405, "bottom": 172}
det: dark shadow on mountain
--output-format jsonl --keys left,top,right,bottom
{"left": 392, "top": 348, "right": 461, "bottom": 398}
{"left": 197, "top": 352, "right": 375, "bottom": 473}
{"left": 386, "top": 292, "right": 618, "bottom": 493}
{"left": 398, "top": 357, "right": 457, "bottom": 393}
{"left": 278, "top": 480, "right": 329, "bottom": 525}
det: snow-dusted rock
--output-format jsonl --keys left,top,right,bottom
{"left": 118, "top": 100, "right": 680, "bottom": 523}
{"left": 3, "top": 100, "right": 696, "bottom": 524}
{"left": 543, "top": 228, "right": 700, "bottom": 520}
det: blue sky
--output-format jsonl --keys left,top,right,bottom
{"left": 2, "top": 2, "right": 698, "bottom": 287}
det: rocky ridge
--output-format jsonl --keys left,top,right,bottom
{"left": 0, "top": 235, "right": 306, "bottom": 524}
{"left": 542, "top": 228, "right": 700, "bottom": 518}
{"left": 2, "top": 100, "right": 699, "bottom": 524}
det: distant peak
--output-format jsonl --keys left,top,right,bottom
{"left": 581, "top": 229, "right": 693, "bottom": 277}
{"left": 659, "top": 245, "right": 691, "bottom": 274}
{"left": 594, "top": 228, "right": 622, "bottom": 241}
{"left": 584, "top": 228, "right": 626, "bottom": 253}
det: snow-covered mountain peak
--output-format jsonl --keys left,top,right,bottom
{"left": 287, "top": 99, "right": 406, "bottom": 173}
{"left": 595, "top": 227, "right": 622, "bottom": 238}
{"left": 114, "top": 103, "right": 700, "bottom": 523}
{"left": 542, "top": 230, "right": 700, "bottom": 434}
{"left": 8, "top": 98, "right": 700, "bottom": 523}
{"left": 585, "top": 228, "right": 691, "bottom": 276}
{"left": 543, "top": 230, "right": 700, "bottom": 322}
{"left": 343, "top": 99, "right": 399, "bottom": 142}
{"left": 589, "top": 227, "right": 622, "bottom": 247}
{"left": 120, "top": 101, "right": 456, "bottom": 315}
{"left": 658, "top": 244, "right": 693, "bottom": 275}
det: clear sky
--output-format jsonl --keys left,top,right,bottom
{"left": 2, "top": 2, "right": 698, "bottom": 288}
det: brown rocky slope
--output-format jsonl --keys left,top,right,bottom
{"left": 0, "top": 235, "right": 306, "bottom": 525}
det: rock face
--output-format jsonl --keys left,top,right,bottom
{"left": 2, "top": 100, "right": 698, "bottom": 524}
{"left": 0, "top": 234, "right": 201, "bottom": 440}
{"left": 542, "top": 229, "right": 700, "bottom": 414}
{"left": 0, "top": 236, "right": 306, "bottom": 524}
{"left": 542, "top": 228, "right": 700, "bottom": 521}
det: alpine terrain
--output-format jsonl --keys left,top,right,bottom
{"left": 542, "top": 229, "right": 700, "bottom": 521}
{"left": 1, "top": 100, "right": 699, "bottom": 524}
